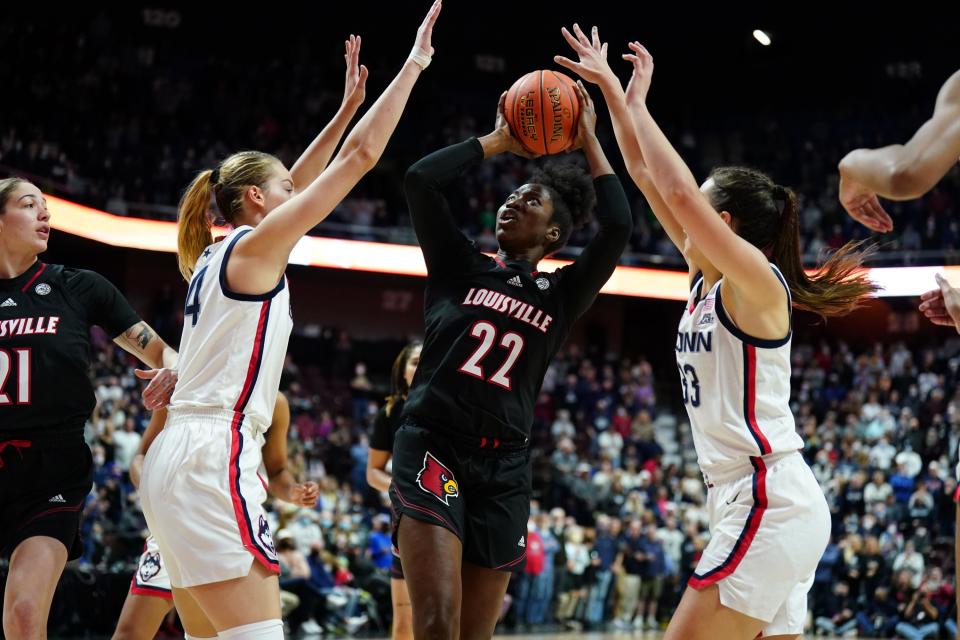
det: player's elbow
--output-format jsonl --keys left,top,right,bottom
{"left": 625, "top": 163, "right": 652, "bottom": 191}
{"left": 404, "top": 164, "right": 430, "bottom": 194}
{"left": 888, "top": 162, "right": 931, "bottom": 199}
{"left": 339, "top": 139, "right": 378, "bottom": 173}
{"left": 662, "top": 183, "right": 699, "bottom": 210}
{"left": 352, "top": 142, "right": 379, "bottom": 172}
{"left": 605, "top": 216, "right": 634, "bottom": 239}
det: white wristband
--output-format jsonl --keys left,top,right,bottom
{"left": 409, "top": 50, "right": 432, "bottom": 70}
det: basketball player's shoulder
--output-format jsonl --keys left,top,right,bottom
{"left": 57, "top": 266, "right": 114, "bottom": 297}
{"left": 939, "top": 69, "right": 960, "bottom": 105}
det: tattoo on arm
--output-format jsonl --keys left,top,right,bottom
{"left": 124, "top": 322, "right": 155, "bottom": 351}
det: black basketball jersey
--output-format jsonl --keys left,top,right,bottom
{"left": 401, "top": 139, "right": 631, "bottom": 442}
{"left": 0, "top": 261, "right": 141, "bottom": 437}
{"left": 369, "top": 397, "right": 406, "bottom": 453}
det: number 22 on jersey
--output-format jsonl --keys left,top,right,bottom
{"left": 458, "top": 321, "right": 525, "bottom": 390}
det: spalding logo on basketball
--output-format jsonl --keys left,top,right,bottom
{"left": 505, "top": 70, "right": 581, "bottom": 156}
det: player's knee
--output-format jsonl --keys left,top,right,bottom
{"left": 414, "top": 597, "right": 459, "bottom": 639}
{"left": 4, "top": 595, "right": 44, "bottom": 638}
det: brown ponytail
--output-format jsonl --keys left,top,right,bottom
{"left": 176, "top": 169, "right": 215, "bottom": 282}
{"left": 709, "top": 167, "right": 878, "bottom": 319}
{"left": 770, "top": 186, "right": 877, "bottom": 318}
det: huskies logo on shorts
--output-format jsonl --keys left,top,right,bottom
{"left": 139, "top": 552, "right": 162, "bottom": 582}
{"left": 416, "top": 452, "right": 460, "bottom": 506}
{"left": 258, "top": 515, "right": 276, "bottom": 555}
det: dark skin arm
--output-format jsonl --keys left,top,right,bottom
{"left": 839, "top": 69, "right": 960, "bottom": 232}
{"left": 261, "top": 392, "right": 319, "bottom": 506}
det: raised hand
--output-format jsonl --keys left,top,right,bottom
{"left": 554, "top": 24, "right": 617, "bottom": 91}
{"left": 622, "top": 41, "right": 654, "bottom": 107}
{"left": 488, "top": 90, "right": 539, "bottom": 159}
{"left": 410, "top": 0, "right": 442, "bottom": 68}
{"left": 569, "top": 80, "right": 598, "bottom": 151}
{"left": 342, "top": 35, "right": 368, "bottom": 109}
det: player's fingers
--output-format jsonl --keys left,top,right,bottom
{"left": 866, "top": 199, "right": 892, "bottom": 230}
{"left": 561, "top": 27, "right": 585, "bottom": 52}
{"left": 920, "top": 300, "right": 947, "bottom": 315}
{"left": 134, "top": 369, "right": 157, "bottom": 379}
{"left": 553, "top": 56, "right": 584, "bottom": 74}
{"left": 572, "top": 23, "right": 591, "bottom": 48}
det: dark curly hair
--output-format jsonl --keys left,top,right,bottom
{"left": 530, "top": 162, "right": 596, "bottom": 255}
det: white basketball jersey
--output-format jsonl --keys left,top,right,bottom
{"left": 675, "top": 266, "right": 802, "bottom": 479}
{"left": 170, "top": 226, "right": 293, "bottom": 431}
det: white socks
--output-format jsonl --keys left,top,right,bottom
{"left": 218, "top": 619, "right": 284, "bottom": 639}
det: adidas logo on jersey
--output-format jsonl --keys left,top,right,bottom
{"left": 0, "top": 298, "right": 15, "bottom": 307}
{"left": 518, "top": 535, "right": 526, "bottom": 548}
{"left": 48, "top": 494, "right": 66, "bottom": 503}
{"left": 507, "top": 276, "right": 523, "bottom": 288}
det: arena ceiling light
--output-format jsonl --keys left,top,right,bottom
{"left": 753, "top": 29, "right": 772, "bottom": 46}
{"left": 47, "top": 194, "right": 954, "bottom": 301}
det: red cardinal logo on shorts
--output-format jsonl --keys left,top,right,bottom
{"left": 416, "top": 452, "right": 460, "bottom": 506}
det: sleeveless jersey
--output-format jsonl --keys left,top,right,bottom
{"left": 170, "top": 226, "right": 292, "bottom": 431}
{"left": 675, "top": 266, "right": 802, "bottom": 479}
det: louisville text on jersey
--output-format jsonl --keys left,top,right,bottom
{"left": 0, "top": 316, "right": 61, "bottom": 339}
{"left": 461, "top": 288, "right": 554, "bottom": 334}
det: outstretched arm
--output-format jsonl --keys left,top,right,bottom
{"left": 622, "top": 42, "right": 784, "bottom": 308}
{"left": 839, "top": 69, "right": 960, "bottom": 232}
{"left": 288, "top": 35, "right": 369, "bottom": 190}
{"left": 406, "top": 90, "right": 534, "bottom": 273}
{"left": 228, "top": 1, "right": 443, "bottom": 295}
{"left": 555, "top": 24, "right": 685, "bottom": 262}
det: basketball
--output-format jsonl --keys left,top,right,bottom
{"left": 504, "top": 69, "right": 581, "bottom": 156}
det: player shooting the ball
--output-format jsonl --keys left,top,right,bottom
{"left": 389, "top": 77, "right": 632, "bottom": 638}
